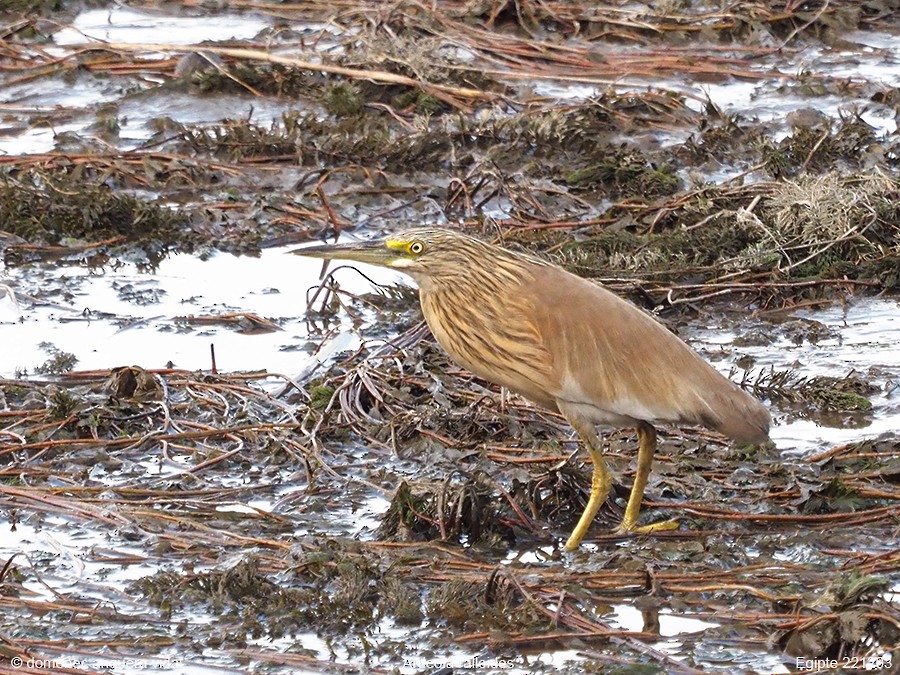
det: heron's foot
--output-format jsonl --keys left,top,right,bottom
{"left": 562, "top": 472, "right": 613, "bottom": 552}
{"left": 614, "top": 518, "right": 679, "bottom": 535}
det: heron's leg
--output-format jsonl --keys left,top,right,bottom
{"left": 616, "top": 422, "right": 678, "bottom": 534}
{"left": 560, "top": 410, "right": 612, "bottom": 552}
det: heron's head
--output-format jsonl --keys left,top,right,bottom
{"left": 292, "top": 227, "right": 494, "bottom": 284}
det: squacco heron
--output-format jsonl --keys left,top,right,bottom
{"left": 295, "top": 228, "right": 771, "bottom": 551}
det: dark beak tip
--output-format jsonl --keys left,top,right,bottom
{"left": 290, "top": 245, "right": 327, "bottom": 256}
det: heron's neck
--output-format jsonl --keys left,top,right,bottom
{"left": 414, "top": 256, "right": 533, "bottom": 298}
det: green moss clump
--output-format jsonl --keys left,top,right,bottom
{"left": 0, "top": 167, "right": 192, "bottom": 258}
{"left": 391, "top": 88, "right": 443, "bottom": 114}
{"left": 0, "top": 0, "right": 64, "bottom": 14}
{"left": 34, "top": 343, "right": 78, "bottom": 375}
{"left": 564, "top": 150, "right": 682, "bottom": 197}
{"left": 191, "top": 63, "right": 322, "bottom": 98}
{"left": 48, "top": 388, "right": 79, "bottom": 420}
{"left": 323, "top": 82, "right": 365, "bottom": 117}
{"left": 309, "top": 384, "right": 335, "bottom": 410}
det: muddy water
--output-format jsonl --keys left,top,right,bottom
{"left": 689, "top": 296, "right": 900, "bottom": 454}
{"left": 0, "top": 246, "right": 405, "bottom": 377}
{"left": 53, "top": 7, "right": 270, "bottom": 46}
{"left": 3, "top": 246, "right": 897, "bottom": 675}
{"left": 0, "top": 7, "right": 287, "bottom": 156}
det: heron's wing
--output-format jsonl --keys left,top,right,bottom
{"left": 529, "top": 265, "right": 770, "bottom": 443}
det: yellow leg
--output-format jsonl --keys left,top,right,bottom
{"left": 561, "top": 411, "right": 612, "bottom": 552}
{"left": 615, "top": 422, "right": 679, "bottom": 534}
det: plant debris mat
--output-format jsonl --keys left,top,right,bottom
{"left": 2, "top": 0, "right": 900, "bottom": 672}
{"left": 1, "top": 348, "right": 898, "bottom": 673}
{"left": 0, "top": 0, "right": 899, "bottom": 307}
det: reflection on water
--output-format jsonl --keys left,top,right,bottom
{"left": 53, "top": 7, "right": 270, "bottom": 47}
{"left": 0, "top": 247, "right": 405, "bottom": 378}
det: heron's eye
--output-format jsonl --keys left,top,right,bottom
{"left": 409, "top": 242, "right": 424, "bottom": 254}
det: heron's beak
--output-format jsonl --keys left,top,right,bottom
{"left": 291, "top": 239, "right": 395, "bottom": 268}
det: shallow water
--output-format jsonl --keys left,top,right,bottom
{"left": 0, "top": 7, "right": 301, "bottom": 156}
{"left": 3, "top": 4, "right": 899, "bottom": 674}
{"left": 537, "top": 28, "right": 900, "bottom": 140}
{"left": 690, "top": 296, "right": 900, "bottom": 455}
{"left": 53, "top": 7, "right": 271, "bottom": 47}
{"left": 6, "top": 519, "right": 230, "bottom": 674}
{"left": 0, "top": 246, "right": 405, "bottom": 378}
{"left": 3, "top": 246, "right": 897, "bottom": 674}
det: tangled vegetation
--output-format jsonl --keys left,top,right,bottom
{"left": 2, "top": 0, "right": 899, "bottom": 673}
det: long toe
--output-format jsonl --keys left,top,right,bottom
{"left": 615, "top": 518, "right": 680, "bottom": 535}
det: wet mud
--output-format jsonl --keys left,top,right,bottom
{"left": 1, "top": 1, "right": 899, "bottom": 674}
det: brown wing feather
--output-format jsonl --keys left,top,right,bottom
{"left": 528, "top": 265, "right": 770, "bottom": 443}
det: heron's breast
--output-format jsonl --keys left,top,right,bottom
{"left": 419, "top": 287, "right": 557, "bottom": 408}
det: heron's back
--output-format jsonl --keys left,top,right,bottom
{"left": 531, "top": 265, "right": 770, "bottom": 444}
